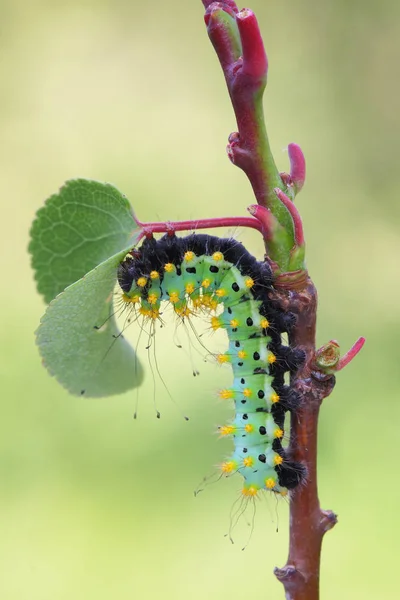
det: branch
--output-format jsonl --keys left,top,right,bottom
{"left": 200, "top": 3, "right": 365, "bottom": 600}
{"left": 272, "top": 288, "right": 363, "bottom": 599}
{"left": 272, "top": 280, "right": 336, "bottom": 600}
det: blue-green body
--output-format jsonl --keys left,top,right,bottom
{"left": 120, "top": 243, "right": 294, "bottom": 497}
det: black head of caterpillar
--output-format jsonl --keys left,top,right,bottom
{"left": 117, "top": 233, "right": 306, "bottom": 497}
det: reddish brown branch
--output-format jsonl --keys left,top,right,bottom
{"left": 272, "top": 279, "right": 337, "bottom": 600}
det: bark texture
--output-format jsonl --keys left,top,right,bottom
{"left": 273, "top": 278, "right": 337, "bottom": 600}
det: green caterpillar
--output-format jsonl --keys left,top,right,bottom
{"left": 118, "top": 233, "right": 305, "bottom": 497}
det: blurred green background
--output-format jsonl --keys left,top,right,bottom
{"left": 1, "top": 0, "right": 399, "bottom": 598}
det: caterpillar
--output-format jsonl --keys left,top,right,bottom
{"left": 117, "top": 233, "right": 306, "bottom": 497}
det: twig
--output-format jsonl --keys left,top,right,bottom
{"left": 200, "top": 2, "right": 364, "bottom": 598}
{"left": 273, "top": 279, "right": 337, "bottom": 600}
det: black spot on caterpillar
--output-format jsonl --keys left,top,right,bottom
{"left": 117, "top": 233, "right": 306, "bottom": 497}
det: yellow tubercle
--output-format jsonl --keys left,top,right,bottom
{"left": 260, "top": 318, "right": 269, "bottom": 329}
{"left": 242, "top": 485, "right": 259, "bottom": 497}
{"left": 271, "top": 393, "right": 280, "bottom": 404}
{"left": 150, "top": 270, "right": 159, "bottom": 280}
{"left": 122, "top": 293, "right": 140, "bottom": 304}
{"left": 218, "top": 389, "right": 234, "bottom": 400}
{"left": 164, "top": 263, "right": 175, "bottom": 273}
{"left": 202, "top": 278, "right": 211, "bottom": 289}
{"left": 243, "top": 457, "right": 254, "bottom": 468}
{"left": 209, "top": 299, "right": 219, "bottom": 311}
{"left": 216, "top": 354, "right": 229, "bottom": 365}
{"left": 212, "top": 251, "right": 224, "bottom": 261}
{"left": 148, "top": 293, "right": 158, "bottom": 305}
{"left": 139, "top": 307, "right": 159, "bottom": 320}
{"left": 201, "top": 296, "right": 219, "bottom": 311}
{"left": 215, "top": 288, "right": 227, "bottom": 297}
{"left": 192, "top": 298, "right": 202, "bottom": 309}
{"left": 244, "top": 424, "right": 254, "bottom": 433}
{"left": 265, "top": 478, "right": 277, "bottom": 489}
{"left": 237, "top": 350, "right": 247, "bottom": 359}
{"left": 220, "top": 461, "right": 237, "bottom": 474}
{"left": 219, "top": 424, "right": 236, "bottom": 436}
{"left": 211, "top": 316, "right": 222, "bottom": 330}
{"left": 274, "top": 455, "right": 283, "bottom": 466}
{"left": 230, "top": 319, "right": 239, "bottom": 328}
{"left": 184, "top": 251, "right": 195, "bottom": 262}
{"left": 137, "top": 277, "right": 147, "bottom": 288}
{"left": 268, "top": 353, "right": 277, "bottom": 364}
{"left": 169, "top": 292, "right": 179, "bottom": 304}
{"left": 185, "top": 283, "right": 195, "bottom": 295}
{"left": 201, "top": 295, "right": 212, "bottom": 307}
{"left": 175, "top": 306, "right": 191, "bottom": 318}
{"left": 274, "top": 428, "right": 284, "bottom": 439}
{"left": 245, "top": 277, "right": 254, "bottom": 288}
{"left": 243, "top": 388, "right": 252, "bottom": 398}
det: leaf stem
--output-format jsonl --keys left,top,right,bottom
{"left": 136, "top": 215, "right": 265, "bottom": 239}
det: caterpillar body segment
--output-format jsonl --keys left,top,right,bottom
{"left": 118, "top": 234, "right": 306, "bottom": 496}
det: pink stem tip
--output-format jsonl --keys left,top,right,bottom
{"left": 236, "top": 9, "right": 268, "bottom": 79}
{"left": 288, "top": 143, "right": 306, "bottom": 194}
{"left": 336, "top": 337, "right": 366, "bottom": 371}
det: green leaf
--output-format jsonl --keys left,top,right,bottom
{"left": 36, "top": 245, "right": 144, "bottom": 397}
{"left": 29, "top": 179, "right": 139, "bottom": 303}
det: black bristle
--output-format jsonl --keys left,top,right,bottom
{"left": 276, "top": 461, "right": 307, "bottom": 489}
